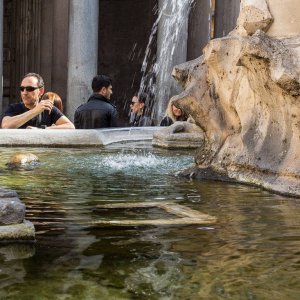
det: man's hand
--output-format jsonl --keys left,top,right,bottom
{"left": 34, "top": 99, "right": 54, "bottom": 114}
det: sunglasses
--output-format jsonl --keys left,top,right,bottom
{"left": 20, "top": 86, "right": 40, "bottom": 92}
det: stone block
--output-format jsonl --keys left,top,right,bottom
{"left": 0, "top": 220, "right": 35, "bottom": 241}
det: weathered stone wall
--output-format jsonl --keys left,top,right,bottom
{"left": 170, "top": 0, "right": 300, "bottom": 196}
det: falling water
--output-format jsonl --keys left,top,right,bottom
{"left": 137, "top": 0, "right": 194, "bottom": 124}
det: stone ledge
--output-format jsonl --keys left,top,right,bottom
{"left": 0, "top": 127, "right": 160, "bottom": 147}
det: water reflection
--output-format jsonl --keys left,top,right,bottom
{"left": 0, "top": 243, "right": 35, "bottom": 297}
{"left": 0, "top": 147, "right": 299, "bottom": 299}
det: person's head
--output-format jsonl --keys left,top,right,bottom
{"left": 92, "top": 75, "right": 113, "bottom": 100}
{"left": 172, "top": 104, "right": 183, "bottom": 119}
{"left": 41, "top": 92, "right": 63, "bottom": 112}
{"left": 130, "top": 92, "right": 148, "bottom": 115}
{"left": 20, "top": 73, "right": 45, "bottom": 109}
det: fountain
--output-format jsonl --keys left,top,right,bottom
{"left": 158, "top": 0, "right": 300, "bottom": 196}
{"left": 138, "top": 0, "right": 194, "bottom": 123}
{"left": 1, "top": 1, "right": 300, "bottom": 298}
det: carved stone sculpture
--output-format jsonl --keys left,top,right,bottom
{"left": 153, "top": 121, "right": 204, "bottom": 149}
{"left": 170, "top": 0, "right": 300, "bottom": 196}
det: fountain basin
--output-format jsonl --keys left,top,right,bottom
{"left": 0, "top": 139, "right": 299, "bottom": 299}
{"left": 0, "top": 127, "right": 160, "bottom": 147}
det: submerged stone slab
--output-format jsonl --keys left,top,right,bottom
{"left": 92, "top": 202, "right": 216, "bottom": 226}
{"left": 6, "top": 153, "right": 39, "bottom": 170}
{"left": 0, "top": 220, "right": 35, "bottom": 241}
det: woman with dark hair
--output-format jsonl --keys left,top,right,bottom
{"left": 129, "top": 92, "right": 154, "bottom": 127}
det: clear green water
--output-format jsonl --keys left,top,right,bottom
{"left": 0, "top": 144, "right": 300, "bottom": 300}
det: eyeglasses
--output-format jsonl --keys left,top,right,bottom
{"left": 130, "top": 101, "right": 138, "bottom": 105}
{"left": 20, "top": 86, "right": 40, "bottom": 92}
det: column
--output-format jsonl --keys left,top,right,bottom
{"left": 214, "top": 0, "right": 240, "bottom": 38}
{"left": 66, "top": 0, "right": 99, "bottom": 121}
{"left": 155, "top": 0, "right": 191, "bottom": 123}
{"left": 187, "top": 0, "right": 212, "bottom": 61}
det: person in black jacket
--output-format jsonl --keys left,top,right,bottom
{"left": 74, "top": 75, "right": 118, "bottom": 129}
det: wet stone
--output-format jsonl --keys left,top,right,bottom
{"left": 0, "top": 197, "right": 25, "bottom": 225}
{"left": 0, "top": 187, "right": 35, "bottom": 241}
{"left": 0, "top": 220, "right": 35, "bottom": 242}
{"left": 0, "top": 188, "right": 18, "bottom": 198}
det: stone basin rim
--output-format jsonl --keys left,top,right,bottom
{"left": 0, "top": 127, "right": 160, "bottom": 147}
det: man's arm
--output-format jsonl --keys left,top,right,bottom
{"left": 1, "top": 100, "right": 53, "bottom": 129}
{"left": 2, "top": 107, "right": 40, "bottom": 128}
{"left": 47, "top": 115, "right": 75, "bottom": 129}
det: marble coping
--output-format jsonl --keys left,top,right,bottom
{"left": 0, "top": 127, "right": 160, "bottom": 147}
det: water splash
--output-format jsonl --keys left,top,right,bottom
{"left": 58, "top": 149, "right": 193, "bottom": 177}
{"left": 95, "top": 151, "right": 193, "bottom": 175}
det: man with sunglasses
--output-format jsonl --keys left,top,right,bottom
{"left": 74, "top": 74, "right": 118, "bottom": 129}
{"left": 1, "top": 73, "right": 74, "bottom": 129}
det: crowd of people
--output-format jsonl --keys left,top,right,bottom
{"left": 1, "top": 72, "right": 188, "bottom": 130}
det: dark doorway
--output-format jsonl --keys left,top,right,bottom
{"left": 2, "top": 0, "right": 69, "bottom": 113}
{"left": 98, "top": 0, "right": 157, "bottom": 126}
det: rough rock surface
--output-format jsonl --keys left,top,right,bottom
{"left": 236, "top": 0, "right": 273, "bottom": 36}
{"left": 0, "top": 197, "right": 25, "bottom": 225}
{"left": 171, "top": 0, "right": 300, "bottom": 196}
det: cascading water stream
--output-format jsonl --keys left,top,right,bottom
{"left": 136, "top": 0, "right": 194, "bottom": 124}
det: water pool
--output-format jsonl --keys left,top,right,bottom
{"left": 0, "top": 143, "right": 300, "bottom": 299}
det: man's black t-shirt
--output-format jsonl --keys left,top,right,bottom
{"left": 3, "top": 102, "right": 63, "bottom": 128}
